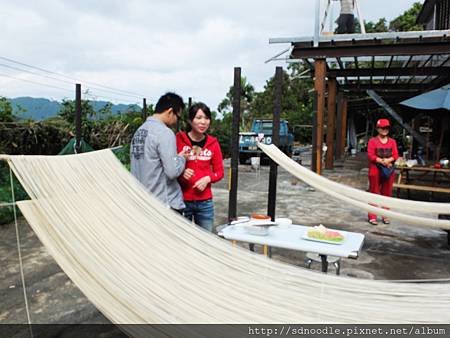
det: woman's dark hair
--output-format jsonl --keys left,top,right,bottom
{"left": 188, "top": 102, "right": 211, "bottom": 121}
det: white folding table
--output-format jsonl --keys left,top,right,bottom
{"left": 219, "top": 224, "right": 365, "bottom": 273}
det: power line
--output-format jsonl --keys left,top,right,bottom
{"left": 0, "top": 73, "right": 72, "bottom": 93}
{"left": 0, "top": 71, "right": 141, "bottom": 105}
{"left": 0, "top": 63, "right": 74, "bottom": 85}
{"left": 0, "top": 55, "right": 146, "bottom": 99}
{"left": 0, "top": 62, "right": 142, "bottom": 102}
{"left": 84, "top": 91, "right": 140, "bottom": 107}
{"left": 0, "top": 58, "right": 144, "bottom": 100}
{"left": 0, "top": 62, "right": 145, "bottom": 102}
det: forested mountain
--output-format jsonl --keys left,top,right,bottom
{"left": 8, "top": 97, "right": 140, "bottom": 120}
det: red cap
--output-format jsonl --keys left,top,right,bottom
{"left": 376, "top": 119, "right": 390, "bottom": 128}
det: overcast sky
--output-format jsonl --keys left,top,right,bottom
{"left": 1, "top": 0, "right": 421, "bottom": 110}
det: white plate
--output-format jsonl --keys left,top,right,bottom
{"left": 248, "top": 219, "right": 276, "bottom": 226}
{"left": 301, "top": 234, "right": 344, "bottom": 245}
{"left": 244, "top": 226, "right": 269, "bottom": 236}
{"left": 275, "top": 218, "right": 292, "bottom": 228}
{"left": 230, "top": 216, "right": 250, "bottom": 225}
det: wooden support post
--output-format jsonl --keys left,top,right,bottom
{"left": 364, "top": 111, "right": 370, "bottom": 150}
{"left": 142, "top": 98, "right": 147, "bottom": 121}
{"left": 314, "top": 59, "right": 326, "bottom": 175}
{"left": 228, "top": 68, "right": 241, "bottom": 222}
{"left": 311, "top": 91, "right": 318, "bottom": 173}
{"left": 75, "top": 83, "right": 82, "bottom": 153}
{"left": 335, "top": 93, "right": 343, "bottom": 159}
{"left": 325, "top": 78, "right": 337, "bottom": 169}
{"left": 267, "top": 66, "right": 282, "bottom": 221}
{"left": 340, "top": 97, "right": 348, "bottom": 157}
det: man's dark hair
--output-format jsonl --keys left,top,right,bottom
{"left": 154, "top": 92, "right": 185, "bottom": 114}
{"left": 188, "top": 102, "right": 211, "bottom": 121}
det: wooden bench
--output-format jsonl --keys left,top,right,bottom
{"left": 393, "top": 183, "right": 450, "bottom": 194}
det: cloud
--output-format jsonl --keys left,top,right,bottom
{"left": 0, "top": 0, "right": 421, "bottom": 110}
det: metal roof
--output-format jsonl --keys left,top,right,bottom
{"left": 269, "top": 30, "right": 450, "bottom": 113}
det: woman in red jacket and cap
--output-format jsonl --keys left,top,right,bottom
{"left": 176, "top": 102, "right": 224, "bottom": 232}
{"left": 367, "top": 118, "right": 399, "bottom": 225}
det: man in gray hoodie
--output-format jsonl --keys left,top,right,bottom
{"left": 131, "top": 92, "right": 187, "bottom": 212}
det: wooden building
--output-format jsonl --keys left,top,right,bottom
{"left": 270, "top": 3, "right": 450, "bottom": 173}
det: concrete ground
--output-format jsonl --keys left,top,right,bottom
{"left": 1, "top": 153, "right": 450, "bottom": 324}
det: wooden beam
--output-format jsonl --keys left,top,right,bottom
{"left": 328, "top": 66, "right": 450, "bottom": 77}
{"left": 340, "top": 97, "right": 348, "bottom": 157}
{"left": 325, "top": 78, "right": 337, "bottom": 169}
{"left": 340, "top": 83, "right": 430, "bottom": 91}
{"left": 292, "top": 41, "right": 450, "bottom": 59}
{"left": 228, "top": 68, "right": 241, "bottom": 222}
{"left": 335, "top": 92, "right": 344, "bottom": 160}
{"left": 267, "top": 67, "right": 282, "bottom": 221}
{"left": 311, "top": 91, "right": 318, "bottom": 173}
{"left": 142, "top": 98, "right": 148, "bottom": 121}
{"left": 314, "top": 59, "right": 326, "bottom": 175}
{"left": 75, "top": 83, "right": 82, "bottom": 153}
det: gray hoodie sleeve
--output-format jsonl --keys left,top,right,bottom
{"left": 158, "top": 129, "right": 186, "bottom": 179}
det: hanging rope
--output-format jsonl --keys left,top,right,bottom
{"left": 9, "top": 166, "right": 34, "bottom": 337}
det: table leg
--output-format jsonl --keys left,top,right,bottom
{"left": 320, "top": 254, "right": 328, "bottom": 273}
{"left": 397, "top": 170, "right": 402, "bottom": 197}
{"left": 430, "top": 171, "right": 438, "bottom": 200}
{"left": 263, "top": 245, "right": 272, "bottom": 257}
{"left": 406, "top": 170, "right": 411, "bottom": 199}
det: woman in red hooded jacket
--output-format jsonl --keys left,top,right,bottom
{"left": 367, "top": 118, "right": 399, "bottom": 225}
{"left": 176, "top": 102, "right": 224, "bottom": 232}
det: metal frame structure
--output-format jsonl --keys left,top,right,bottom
{"left": 269, "top": 29, "right": 450, "bottom": 170}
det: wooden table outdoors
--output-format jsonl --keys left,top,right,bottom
{"left": 394, "top": 166, "right": 450, "bottom": 198}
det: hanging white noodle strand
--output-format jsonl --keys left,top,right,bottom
{"left": 258, "top": 143, "right": 450, "bottom": 228}
{"left": 2, "top": 150, "right": 450, "bottom": 325}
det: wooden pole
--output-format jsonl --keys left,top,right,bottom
{"left": 314, "top": 59, "right": 326, "bottom": 174}
{"left": 325, "top": 78, "right": 337, "bottom": 169}
{"left": 311, "top": 91, "right": 318, "bottom": 173}
{"left": 267, "top": 66, "right": 282, "bottom": 221}
{"left": 228, "top": 68, "right": 241, "bottom": 222}
{"left": 335, "top": 92, "right": 343, "bottom": 160}
{"left": 142, "top": 98, "right": 147, "bottom": 121}
{"left": 341, "top": 96, "right": 348, "bottom": 157}
{"left": 75, "top": 83, "right": 82, "bottom": 153}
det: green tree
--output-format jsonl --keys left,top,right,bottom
{"left": 210, "top": 110, "right": 233, "bottom": 157}
{"left": 58, "top": 98, "right": 96, "bottom": 124}
{"left": 0, "top": 97, "right": 15, "bottom": 122}
{"left": 250, "top": 63, "right": 314, "bottom": 143}
{"left": 354, "top": 2, "right": 422, "bottom": 33}
{"left": 363, "top": 18, "right": 389, "bottom": 33}
{"left": 97, "top": 102, "right": 113, "bottom": 119}
{"left": 218, "top": 77, "right": 255, "bottom": 130}
{"left": 389, "top": 2, "right": 423, "bottom": 32}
